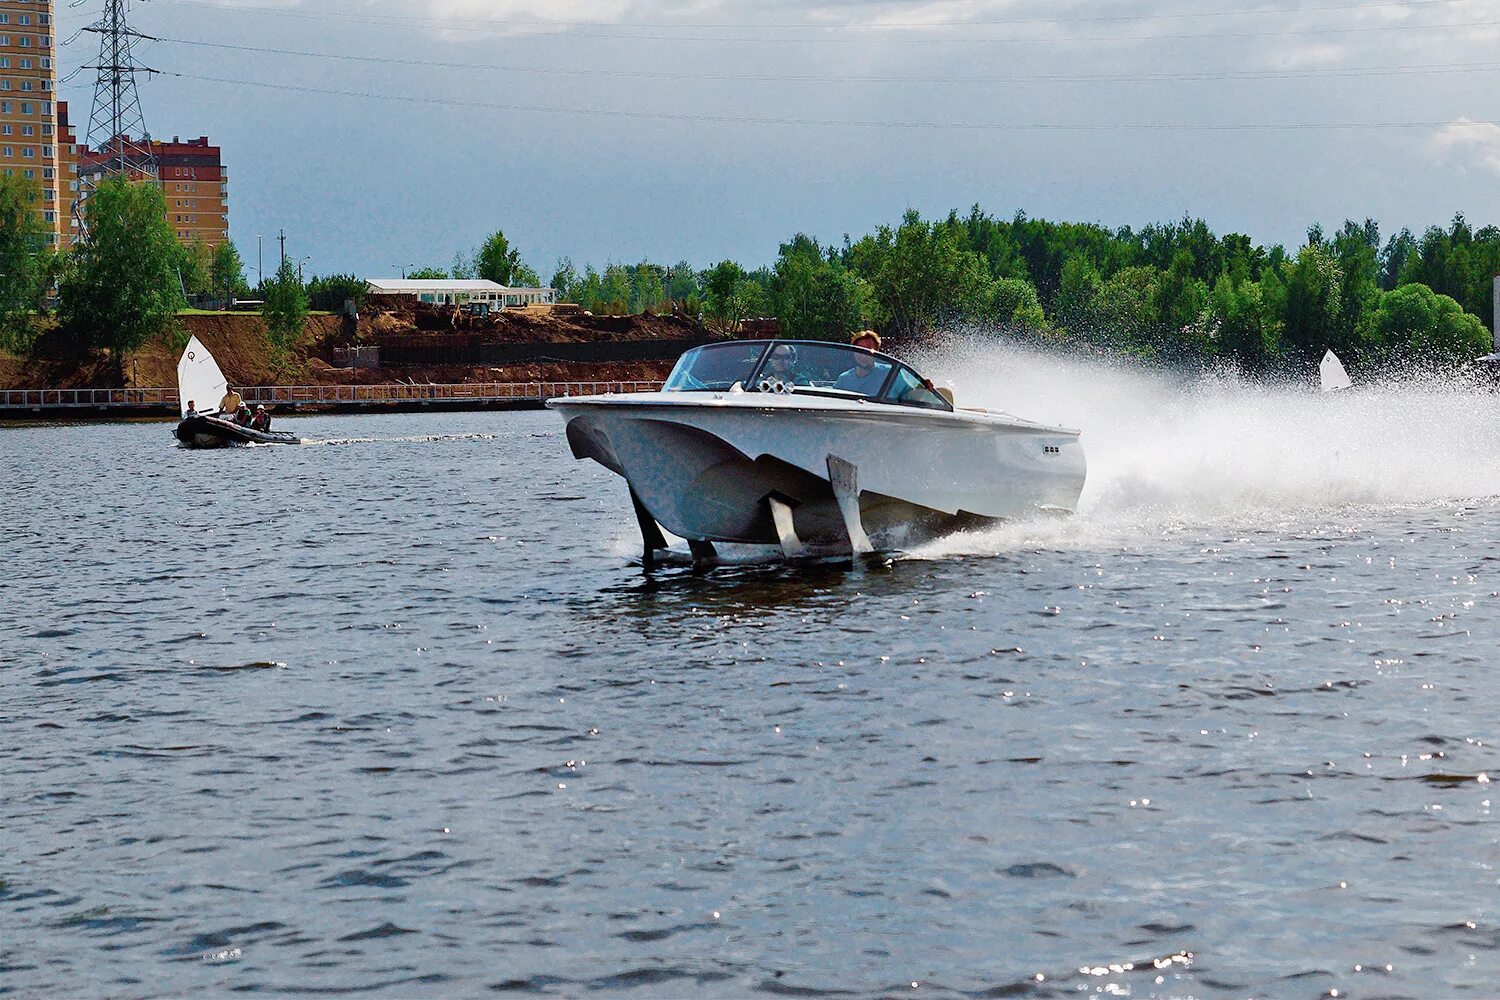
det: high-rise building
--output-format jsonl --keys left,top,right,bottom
{"left": 76, "top": 134, "right": 229, "bottom": 249}
{"left": 0, "top": 0, "right": 60, "bottom": 244}
{"left": 153, "top": 136, "right": 228, "bottom": 248}
{"left": 56, "top": 97, "right": 76, "bottom": 244}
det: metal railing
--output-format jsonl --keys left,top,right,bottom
{"left": 0, "top": 381, "right": 663, "bottom": 410}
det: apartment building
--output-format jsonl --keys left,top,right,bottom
{"left": 153, "top": 136, "right": 229, "bottom": 247}
{"left": 0, "top": 0, "right": 59, "bottom": 243}
{"left": 55, "top": 96, "right": 76, "bottom": 243}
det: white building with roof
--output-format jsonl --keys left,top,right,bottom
{"left": 365, "top": 279, "right": 557, "bottom": 309}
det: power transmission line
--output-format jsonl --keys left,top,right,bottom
{"left": 145, "top": 0, "right": 1482, "bottom": 31}
{"left": 139, "top": 0, "right": 1500, "bottom": 45}
{"left": 152, "top": 34, "right": 1500, "bottom": 86}
{"left": 79, "top": 0, "right": 159, "bottom": 234}
{"left": 166, "top": 70, "right": 1500, "bottom": 133}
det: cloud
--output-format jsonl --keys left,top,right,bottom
{"left": 1431, "top": 117, "right": 1500, "bottom": 177}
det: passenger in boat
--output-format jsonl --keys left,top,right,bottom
{"left": 766, "top": 343, "right": 800, "bottom": 385}
{"left": 218, "top": 386, "right": 242, "bottom": 416}
{"left": 183, "top": 400, "right": 198, "bottom": 419}
{"left": 835, "top": 330, "right": 891, "bottom": 396}
{"left": 249, "top": 405, "right": 270, "bottom": 431}
{"left": 236, "top": 403, "right": 253, "bottom": 425}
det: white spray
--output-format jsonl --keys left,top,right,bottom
{"left": 909, "top": 334, "right": 1500, "bottom": 555}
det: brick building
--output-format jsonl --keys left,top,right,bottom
{"left": 0, "top": 0, "right": 229, "bottom": 250}
{"left": 152, "top": 136, "right": 229, "bottom": 247}
{"left": 0, "top": 0, "right": 60, "bottom": 243}
{"left": 56, "top": 97, "right": 76, "bottom": 243}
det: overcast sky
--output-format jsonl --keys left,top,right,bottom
{"left": 56, "top": 0, "right": 1500, "bottom": 281}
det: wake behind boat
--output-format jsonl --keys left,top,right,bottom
{"left": 174, "top": 336, "right": 300, "bottom": 448}
{"left": 548, "top": 338, "right": 1086, "bottom": 565}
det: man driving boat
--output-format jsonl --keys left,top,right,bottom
{"left": 765, "top": 343, "right": 801, "bottom": 385}
{"left": 834, "top": 330, "right": 891, "bottom": 395}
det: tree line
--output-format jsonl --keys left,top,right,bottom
{"left": 406, "top": 205, "right": 1496, "bottom": 370}
{"left": 2, "top": 173, "right": 1494, "bottom": 377}
{"left": 524, "top": 208, "right": 1496, "bottom": 371}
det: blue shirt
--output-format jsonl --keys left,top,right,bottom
{"left": 833, "top": 362, "right": 890, "bottom": 396}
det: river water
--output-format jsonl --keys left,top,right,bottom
{"left": 4, "top": 343, "right": 1500, "bottom": 998}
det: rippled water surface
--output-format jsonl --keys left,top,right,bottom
{"left": 6, "top": 351, "right": 1500, "bottom": 998}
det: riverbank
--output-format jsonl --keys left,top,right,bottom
{"left": 0, "top": 305, "right": 713, "bottom": 396}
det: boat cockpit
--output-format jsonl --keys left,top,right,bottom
{"left": 662, "top": 340, "right": 953, "bottom": 412}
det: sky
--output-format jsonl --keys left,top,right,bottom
{"left": 54, "top": 0, "right": 1500, "bottom": 281}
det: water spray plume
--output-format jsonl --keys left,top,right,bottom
{"left": 909, "top": 332, "right": 1500, "bottom": 555}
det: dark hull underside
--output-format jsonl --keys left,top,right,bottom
{"left": 174, "top": 415, "right": 299, "bottom": 448}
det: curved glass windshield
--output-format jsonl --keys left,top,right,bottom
{"left": 882, "top": 364, "right": 951, "bottom": 410}
{"left": 751, "top": 342, "right": 893, "bottom": 398}
{"left": 663, "top": 343, "right": 770, "bottom": 391}
{"left": 664, "top": 340, "right": 952, "bottom": 412}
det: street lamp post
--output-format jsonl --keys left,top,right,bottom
{"left": 297, "top": 256, "right": 311, "bottom": 284}
{"left": 256, "top": 234, "right": 263, "bottom": 288}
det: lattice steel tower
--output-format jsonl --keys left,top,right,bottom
{"left": 78, "top": 0, "right": 157, "bottom": 206}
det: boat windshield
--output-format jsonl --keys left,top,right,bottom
{"left": 750, "top": 341, "right": 894, "bottom": 398}
{"left": 663, "top": 343, "right": 771, "bottom": 391}
{"left": 664, "top": 340, "right": 953, "bottom": 412}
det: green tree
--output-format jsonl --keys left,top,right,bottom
{"left": 512, "top": 262, "right": 542, "bottom": 288}
{"left": 405, "top": 266, "right": 448, "bottom": 280}
{"left": 550, "top": 257, "right": 580, "bottom": 302}
{"left": 261, "top": 255, "right": 309, "bottom": 356}
{"left": 1054, "top": 256, "right": 1102, "bottom": 333}
{"left": 474, "top": 229, "right": 532, "bottom": 286}
{"left": 1363, "top": 283, "right": 1489, "bottom": 365}
{"left": 702, "top": 260, "right": 763, "bottom": 335}
{"left": 58, "top": 177, "right": 182, "bottom": 353}
{"left": 847, "top": 210, "right": 992, "bottom": 335}
{"left": 769, "top": 235, "right": 870, "bottom": 341}
{"left": 1281, "top": 244, "right": 1343, "bottom": 359}
{"left": 630, "top": 261, "right": 666, "bottom": 313}
{"left": 1329, "top": 219, "right": 1382, "bottom": 353}
{"left": 210, "top": 239, "right": 248, "bottom": 302}
{"left": 1153, "top": 250, "right": 1210, "bottom": 337}
{"left": 597, "top": 264, "right": 631, "bottom": 314}
{"left": 305, "top": 273, "right": 366, "bottom": 313}
{"left": 1210, "top": 273, "right": 1281, "bottom": 369}
{"left": 575, "top": 265, "right": 604, "bottom": 312}
{"left": 1095, "top": 266, "right": 1161, "bottom": 353}
{"left": 177, "top": 237, "right": 213, "bottom": 297}
{"left": 450, "top": 249, "right": 475, "bottom": 280}
{"left": 666, "top": 260, "right": 699, "bottom": 301}
{"left": 986, "top": 276, "right": 1046, "bottom": 330}
{"left": 0, "top": 173, "right": 49, "bottom": 351}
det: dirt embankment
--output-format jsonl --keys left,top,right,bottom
{"left": 361, "top": 296, "right": 707, "bottom": 344}
{"left": 132, "top": 315, "right": 344, "bottom": 388}
{"left": 0, "top": 305, "right": 716, "bottom": 389}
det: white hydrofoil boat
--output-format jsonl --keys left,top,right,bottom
{"left": 548, "top": 339, "right": 1085, "bottom": 565}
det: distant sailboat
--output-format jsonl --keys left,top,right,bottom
{"left": 177, "top": 335, "right": 228, "bottom": 417}
{"left": 174, "top": 336, "right": 300, "bottom": 447}
{"left": 1320, "top": 349, "right": 1353, "bottom": 393}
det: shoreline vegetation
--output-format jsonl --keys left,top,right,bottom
{"left": 1, "top": 178, "right": 1496, "bottom": 392}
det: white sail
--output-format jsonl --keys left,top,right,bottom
{"left": 177, "top": 336, "right": 228, "bottom": 417}
{"left": 1320, "top": 349, "right": 1352, "bottom": 393}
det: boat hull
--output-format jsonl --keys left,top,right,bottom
{"left": 174, "top": 415, "right": 300, "bottom": 448}
{"left": 550, "top": 393, "right": 1085, "bottom": 548}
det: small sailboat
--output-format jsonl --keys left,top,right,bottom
{"left": 174, "top": 336, "right": 300, "bottom": 448}
{"left": 1320, "top": 349, "right": 1353, "bottom": 393}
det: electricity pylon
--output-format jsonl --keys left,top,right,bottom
{"left": 74, "top": 0, "right": 158, "bottom": 233}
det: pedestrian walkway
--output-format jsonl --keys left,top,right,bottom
{"left": 0, "top": 381, "right": 663, "bottom": 418}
